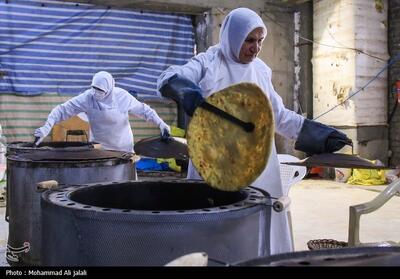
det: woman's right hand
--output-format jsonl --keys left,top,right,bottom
{"left": 159, "top": 74, "right": 205, "bottom": 116}
{"left": 33, "top": 123, "right": 52, "bottom": 145}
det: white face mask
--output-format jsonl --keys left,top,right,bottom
{"left": 93, "top": 88, "right": 107, "bottom": 101}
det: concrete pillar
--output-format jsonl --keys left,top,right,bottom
{"left": 313, "top": 0, "right": 389, "bottom": 164}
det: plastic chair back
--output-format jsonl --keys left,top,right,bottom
{"left": 277, "top": 154, "right": 307, "bottom": 251}
{"left": 277, "top": 154, "right": 307, "bottom": 196}
{"left": 348, "top": 178, "right": 400, "bottom": 247}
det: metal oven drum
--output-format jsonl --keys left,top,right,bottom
{"left": 6, "top": 141, "right": 136, "bottom": 266}
{"left": 41, "top": 179, "right": 272, "bottom": 266}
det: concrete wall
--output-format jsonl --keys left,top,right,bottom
{"left": 313, "top": 0, "right": 389, "bottom": 164}
{"left": 389, "top": 0, "right": 400, "bottom": 166}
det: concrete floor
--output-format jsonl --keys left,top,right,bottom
{"left": 0, "top": 178, "right": 399, "bottom": 266}
{"left": 290, "top": 179, "right": 400, "bottom": 251}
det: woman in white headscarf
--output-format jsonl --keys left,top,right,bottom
{"left": 35, "top": 71, "right": 170, "bottom": 153}
{"left": 157, "top": 8, "right": 351, "bottom": 255}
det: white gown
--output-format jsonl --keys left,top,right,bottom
{"left": 157, "top": 8, "right": 305, "bottom": 255}
{"left": 43, "top": 87, "right": 165, "bottom": 153}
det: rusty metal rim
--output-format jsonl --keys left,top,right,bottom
{"left": 6, "top": 156, "right": 131, "bottom": 167}
{"left": 7, "top": 141, "right": 93, "bottom": 151}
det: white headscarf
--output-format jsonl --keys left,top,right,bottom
{"left": 205, "top": 8, "right": 269, "bottom": 93}
{"left": 91, "top": 71, "right": 115, "bottom": 94}
{"left": 91, "top": 71, "right": 116, "bottom": 106}
{"left": 219, "top": 7, "right": 267, "bottom": 63}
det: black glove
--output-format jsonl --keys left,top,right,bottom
{"left": 294, "top": 119, "right": 353, "bottom": 155}
{"left": 159, "top": 74, "right": 204, "bottom": 117}
{"left": 160, "top": 128, "right": 171, "bottom": 142}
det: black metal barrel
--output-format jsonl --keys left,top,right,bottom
{"left": 41, "top": 180, "right": 272, "bottom": 266}
{"left": 6, "top": 141, "right": 136, "bottom": 266}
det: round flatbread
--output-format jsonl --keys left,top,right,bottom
{"left": 187, "top": 82, "right": 274, "bottom": 191}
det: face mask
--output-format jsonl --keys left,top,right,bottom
{"left": 93, "top": 88, "right": 107, "bottom": 101}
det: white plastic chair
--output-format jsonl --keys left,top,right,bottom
{"left": 348, "top": 178, "right": 400, "bottom": 247}
{"left": 277, "top": 154, "right": 307, "bottom": 250}
{"left": 277, "top": 154, "right": 307, "bottom": 197}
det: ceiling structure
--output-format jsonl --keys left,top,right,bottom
{"left": 59, "top": 0, "right": 311, "bottom": 14}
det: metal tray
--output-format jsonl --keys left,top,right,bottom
{"left": 281, "top": 153, "right": 392, "bottom": 169}
{"left": 134, "top": 136, "right": 188, "bottom": 160}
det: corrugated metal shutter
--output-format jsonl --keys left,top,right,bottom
{"left": 0, "top": 0, "right": 194, "bottom": 142}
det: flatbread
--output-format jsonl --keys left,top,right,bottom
{"left": 187, "top": 82, "right": 274, "bottom": 191}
